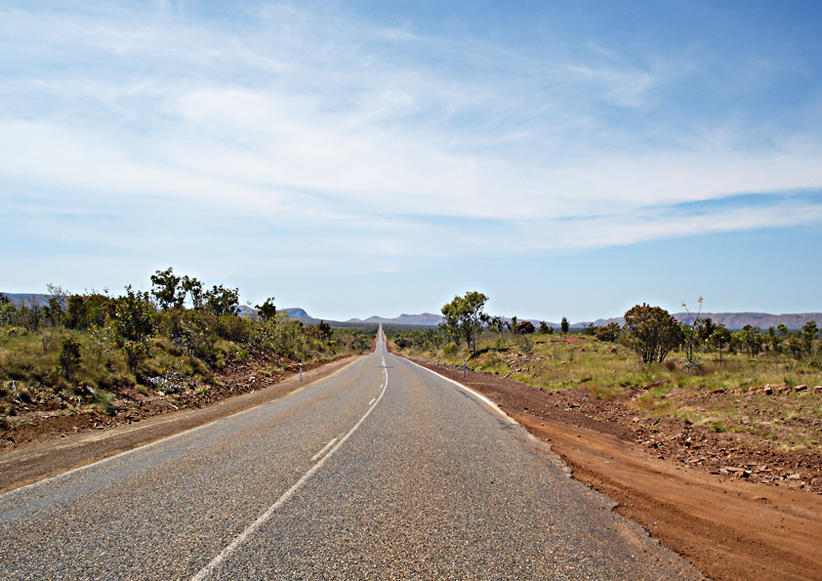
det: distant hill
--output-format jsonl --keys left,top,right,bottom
{"left": 592, "top": 312, "right": 822, "bottom": 331}
{"left": 2, "top": 293, "right": 819, "bottom": 330}
{"left": 349, "top": 313, "right": 443, "bottom": 326}
{"left": 283, "top": 308, "right": 312, "bottom": 319}
{"left": 1, "top": 293, "right": 49, "bottom": 306}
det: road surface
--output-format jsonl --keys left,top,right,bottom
{"left": 0, "top": 329, "right": 703, "bottom": 579}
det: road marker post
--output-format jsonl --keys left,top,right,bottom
{"left": 299, "top": 362, "right": 303, "bottom": 382}
{"left": 463, "top": 360, "right": 466, "bottom": 378}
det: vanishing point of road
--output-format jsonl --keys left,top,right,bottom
{"left": 0, "top": 329, "right": 704, "bottom": 580}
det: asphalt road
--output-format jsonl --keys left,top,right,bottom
{"left": 0, "top": 330, "right": 704, "bottom": 580}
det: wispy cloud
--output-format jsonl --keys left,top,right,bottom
{"left": 2, "top": 1, "right": 821, "bottom": 311}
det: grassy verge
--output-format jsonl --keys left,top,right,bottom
{"left": 0, "top": 319, "right": 373, "bottom": 435}
{"left": 393, "top": 332, "right": 822, "bottom": 454}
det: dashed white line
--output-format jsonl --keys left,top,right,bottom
{"left": 310, "top": 438, "right": 339, "bottom": 461}
{"left": 5, "top": 358, "right": 363, "bottom": 497}
{"left": 191, "top": 355, "right": 389, "bottom": 581}
{"left": 368, "top": 398, "right": 376, "bottom": 405}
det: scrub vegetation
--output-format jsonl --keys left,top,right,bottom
{"left": 390, "top": 294, "right": 822, "bottom": 459}
{"left": 0, "top": 269, "right": 373, "bottom": 439}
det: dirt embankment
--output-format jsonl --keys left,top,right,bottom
{"left": 0, "top": 355, "right": 359, "bottom": 493}
{"left": 0, "top": 354, "right": 351, "bottom": 452}
{"left": 413, "top": 359, "right": 822, "bottom": 581}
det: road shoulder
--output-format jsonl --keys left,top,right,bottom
{"left": 0, "top": 355, "right": 361, "bottom": 493}
{"left": 408, "top": 357, "right": 822, "bottom": 581}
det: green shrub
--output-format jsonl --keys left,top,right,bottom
{"left": 91, "top": 389, "right": 115, "bottom": 415}
{"left": 58, "top": 337, "right": 82, "bottom": 381}
{"left": 122, "top": 341, "right": 149, "bottom": 372}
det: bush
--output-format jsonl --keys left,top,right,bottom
{"left": 113, "top": 286, "right": 155, "bottom": 341}
{"left": 122, "top": 340, "right": 149, "bottom": 372}
{"left": 595, "top": 322, "right": 621, "bottom": 342}
{"left": 64, "top": 293, "right": 112, "bottom": 331}
{"left": 623, "top": 303, "right": 683, "bottom": 363}
{"left": 216, "top": 314, "right": 250, "bottom": 343}
{"left": 58, "top": 337, "right": 82, "bottom": 381}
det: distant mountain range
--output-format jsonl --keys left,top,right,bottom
{"left": 292, "top": 309, "right": 822, "bottom": 330}
{"left": 345, "top": 313, "right": 443, "bottom": 326}
{"left": 590, "top": 312, "right": 822, "bottom": 331}
{"left": 3, "top": 293, "right": 820, "bottom": 330}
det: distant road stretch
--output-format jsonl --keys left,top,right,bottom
{"left": 0, "top": 329, "right": 703, "bottom": 580}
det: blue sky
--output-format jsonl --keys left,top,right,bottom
{"left": 2, "top": 0, "right": 822, "bottom": 322}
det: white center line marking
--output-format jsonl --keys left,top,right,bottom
{"left": 310, "top": 438, "right": 339, "bottom": 461}
{"left": 368, "top": 398, "right": 376, "bottom": 405}
{"left": 191, "top": 355, "right": 389, "bottom": 581}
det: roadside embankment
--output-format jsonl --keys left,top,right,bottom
{"left": 0, "top": 355, "right": 360, "bottom": 493}
{"left": 411, "top": 358, "right": 822, "bottom": 581}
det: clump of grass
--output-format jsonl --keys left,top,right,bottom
{"left": 591, "top": 384, "right": 622, "bottom": 401}
{"left": 91, "top": 390, "right": 115, "bottom": 415}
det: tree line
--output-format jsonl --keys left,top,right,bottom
{"left": 394, "top": 292, "right": 821, "bottom": 369}
{"left": 0, "top": 269, "right": 372, "bottom": 414}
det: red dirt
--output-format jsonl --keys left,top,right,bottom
{"left": 413, "top": 359, "right": 822, "bottom": 581}
{"left": 0, "top": 355, "right": 358, "bottom": 493}
{"left": 3, "top": 350, "right": 822, "bottom": 580}
{"left": 0, "top": 355, "right": 336, "bottom": 451}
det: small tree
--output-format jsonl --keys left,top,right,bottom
{"left": 439, "top": 291, "right": 488, "bottom": 355}
{"left": 488, "top": 316, "right": 505, "bottom": 333}
{"left": 802, "top": 320, "right": 818, "bottom": 356}
{"left": 560, "top": 317, "right": 570, "bottom": 334}
{"left": 680, "top": 297, "right": 706, "bottom": 372}
{"left": 58, "top": 336, "right": 82, "bottom": 380}
{"left": 739, "top": 324, "right": 763, "bottom": 358}
{"left": 88, "top": 324, "right": 116, "bottom": 370}
{"left": 63, "top": 293, "right": 112, "bottom": 330}
{"left": 710, "top": 324, "right": 731, "bottom": 363}
{"left": 122, "top": 340, "right": 148, "bottom": 372}
{"left": 151, "top": 267, "right": 184, "bottom": 310}
{"left": 255, "top": 297, "right": 277, "bottom": 321}
{"left": 181, "top": 275, "right": 204, "bottom": 309}
{"left": 44, "top": 284, "right": 67, "bottom": 327}
{"left": 113, "top": 286, "right": 155, "bottom": 342}
{"left": 316, "top": 320, "right": 333, "bottom": 342}
{"left": 514, "top": 320, "right": 535, "bottom": 334}
{"left": 506, "top": 316, "right": 519, "bottom": 332}
{"left": 0, "top": 295, "right": 15, "bottom": 326}
{"left": 623, "top": 303, "right": 683, "bottom": 363}
{"left": 203, "top": 285, "right": 240, "bottom": 317}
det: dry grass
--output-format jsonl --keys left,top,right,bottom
{"left": 398, "top": 332, "right": 822, "bottom": 453}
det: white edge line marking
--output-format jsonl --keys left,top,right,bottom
{"left": 310, "top": 438, "right": 339, "bottom": 462}
{"left": 191, "top": 354, "right": 388, "bottom": 581}
{"left": 403, "top": 357, "right": 517, "bottom": 425}
{"left": 4, "top": 357, "right": 364, "bottom": 498}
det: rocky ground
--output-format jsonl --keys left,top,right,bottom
{"left": 0, "top": 354, "right": 336, "bottom": 451}
{"left": 556, "top": 384, "right": 822, "bottom": 494}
